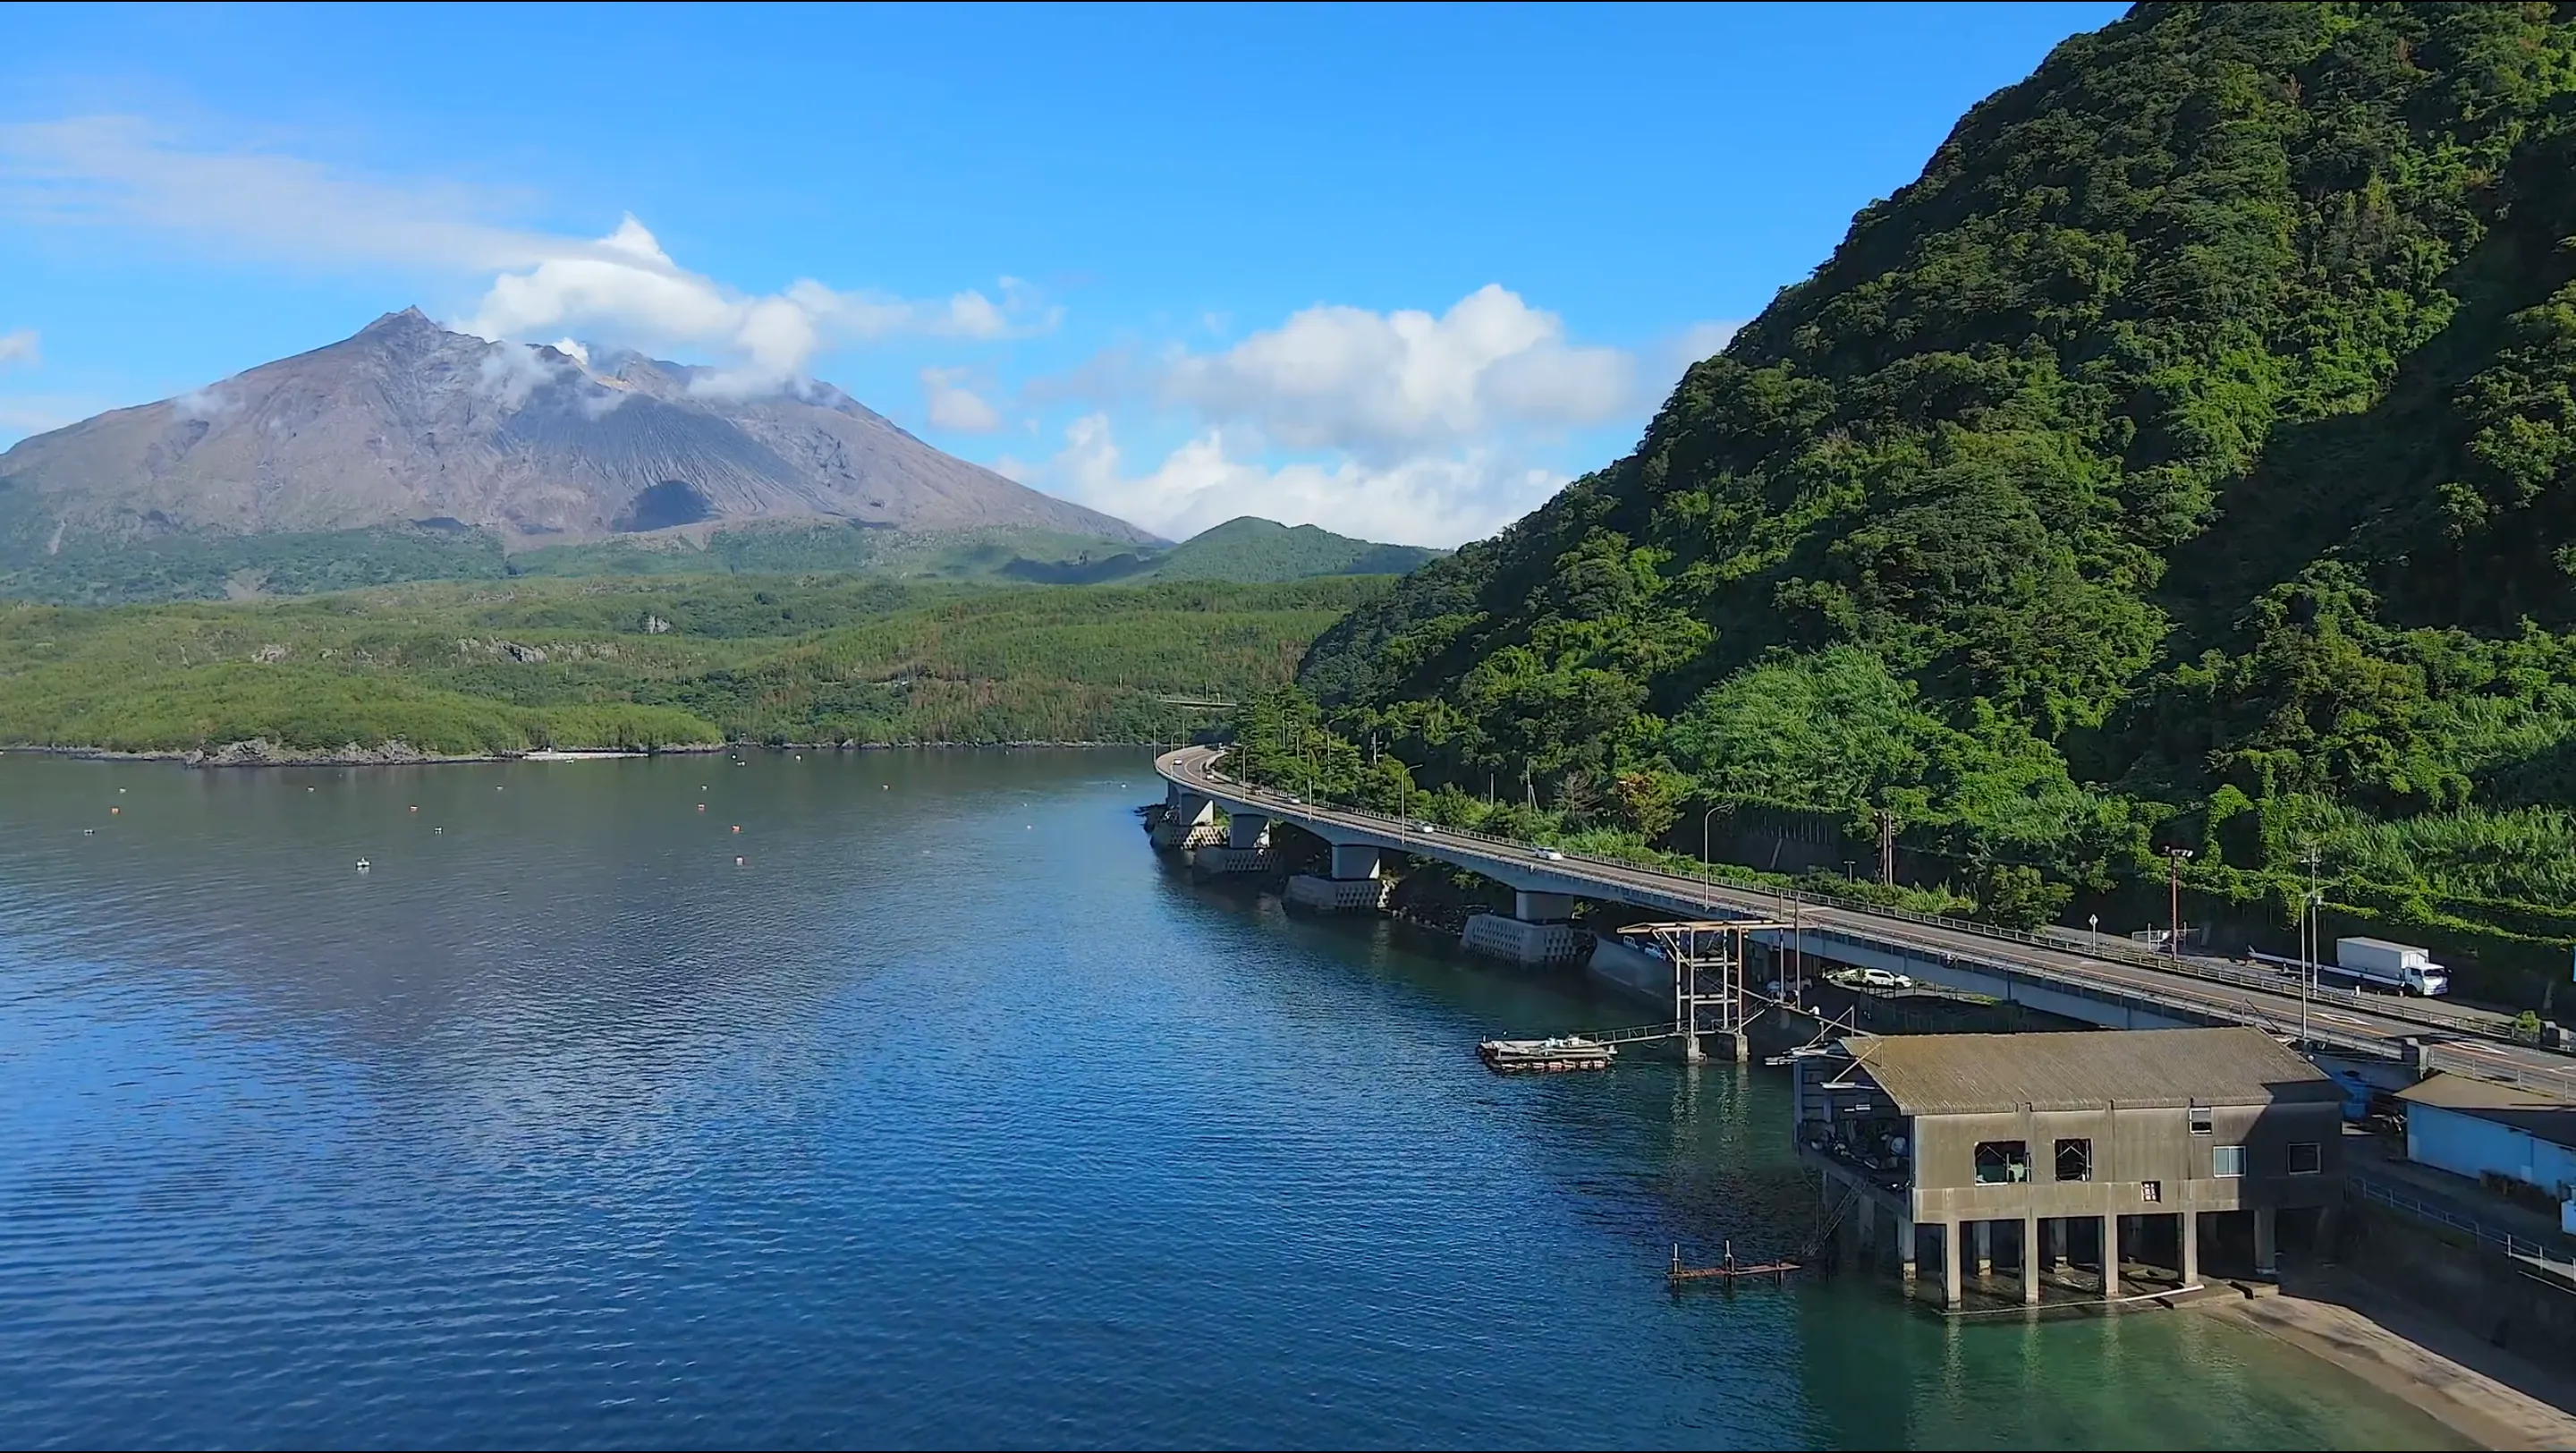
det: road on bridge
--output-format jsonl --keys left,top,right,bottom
{"left": 1157, "top": 745, "right": 2576, "bottom": 1096}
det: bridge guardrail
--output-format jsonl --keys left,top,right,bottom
{"left": 1178, "top": 751, "right": 2518, "bottom": 1049}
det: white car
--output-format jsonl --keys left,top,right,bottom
{"left": 1415, "top": 821, "right": 1438, "bottom": 834}
{"left": 1855, "top": 967, "right": 1913, "bottom": 990}
{"left": 1534, "top": 847, "right": 1564, "bottom": 862}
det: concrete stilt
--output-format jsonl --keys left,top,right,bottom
{"left": 2048, "top": 1218, "right": 2067, "bottom": 1271}
{"left": 1973, "top": 1219, "right": 1993, "bottom": 1277}
{"left": 2099, "top": 1212, "right": 2119, "bottom": 1298}
{"left": 1857, "top": 1197, "right": 1877, "bottom": 1265}
{"left": 1328, "top": 843, "right": 1380, "bottom": 880}
{"left": 1897, "top": 1216, "right": 1916, "bottom": 1282}
{"left": 1681, "top": 1032, "right": 1705, "bottom": 1063}
{"left": 1942, "top": 1220, "right": 1962, "bottom": 1309}
{"left": 2253, "top": 1206, "right": 2277, "bottom": 1279}
{"left": 2181, "top": 1210, "right": 2199, "bottom": 1288}
{"left": 2022, "top": 1214, "right": 2042, "bottom": 1305}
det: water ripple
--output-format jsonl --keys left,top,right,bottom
{"left": 0, "top": 751, "right": 2465, "bottom": 1451}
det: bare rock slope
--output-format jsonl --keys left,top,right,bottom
{"left": 0, "top": 309, "right": 1155, "bottom": 549}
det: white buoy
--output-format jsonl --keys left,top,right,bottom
{"left": 356, "top": 859, "right": 372, "bottom": 871}
{"left": 83, "top": 828, "right": 94, "bottom": 836}
{"left": 433, "top": 827, "right": 444, "bottom": 834}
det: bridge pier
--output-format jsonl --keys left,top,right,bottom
{"left": 1150, "top": 790, "right": 1223, "bottom": 850}
{"left": 1191, "top": 811, "right": 1273, "bottom": 878}
{"left": 1462, "top": 888, "right": 1586, "bottom": 966}
{"left": 1284, "top": 840, "right": 1388, "bottom": 913}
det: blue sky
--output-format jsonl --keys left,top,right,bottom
{"left": 0, "top": 1, "right": 2127, "bottom": 545}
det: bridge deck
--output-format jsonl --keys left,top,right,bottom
{"left": 1156, "top": 745, "right": 2576, "bottom": 1096}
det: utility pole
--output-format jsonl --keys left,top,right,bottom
{"left": 2166, "top": 846, "right": 2195, "bottom": 961}
{"left": 1877, "top": 809, "right": 1896, "bottom": 887}
{"left": 2301, "top": 845, "right": 2322, "bottom": 1047}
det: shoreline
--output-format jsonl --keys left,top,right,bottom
{"left": 2197, "top": 1273, "right": 2576, "bottom": 1450}
{"left": 0, "top": 739, "right": 1158, "bottom": 769}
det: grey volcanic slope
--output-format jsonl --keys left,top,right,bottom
{"left": 0, "top": 309, "right": 1157, "bottom": 548}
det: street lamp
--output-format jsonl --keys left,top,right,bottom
{"left": 2088, "top": 913, "right": 2099, "bottom": 955}
{"left": 2165, "top": 846, "right": 2195, "bottom": 961}
{"left": 1701, "top": 804, "right": 1725, "bottom": 913}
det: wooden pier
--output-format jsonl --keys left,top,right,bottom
{"left": 1478, "top": 1036, "right": 1616, "bottom": 1074}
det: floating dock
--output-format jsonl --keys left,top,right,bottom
{"left": 1479, "top": 1036, "right": 1615, "bottom": 1074}
{"left": 1669, "top": 1242, "right": 1801, "bottom": 1288}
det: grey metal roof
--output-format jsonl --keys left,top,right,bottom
{"left": 1839, "top": 1027, "right": 2336, "bottom": 1116}
{"left": 2397, "top": 1073, "right": 2576, "bottom": 1148}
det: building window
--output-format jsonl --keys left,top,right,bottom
{"left": 2213, "top": 1143, "right": 2246, "bottom": 1178}
{"left": 1975, "top": 1140, "right": 2032, "bottom": 1185}
{"left": 2190, "top": 1104, "right": 2213, "bottom": 1134}
{"left": 2055, "top": 1138, "right": 2092, "bottom": 1183}
{"left": 2141, "top": 1180, "right": 2161, "bottom": 1203}
{"left": 2288, "top": 1142, "right": 2323, "bottom": 1176}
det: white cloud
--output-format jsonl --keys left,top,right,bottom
{"left": 0, "top": 329, "right": 38, "bottom": 368}
{"left": 1157, "top": 284, "right": 1633, "bottom": 462}
{"left": 463, "top": 217, "right": 1049, "bottom": 395}
{"left": 1042, "top": 413, "right": 1564, "bottom": 548}
{"left": 919, "top": 367, "right": 1003, "bottom": 433}
{"left": 173, "top": 385, "right": 239, "bottom": 421}
{"left": 0, "top": 115, "right": 1053, "bottom": 393}
{"left": 1018, "top": 285, "right": 1638, "bottom": 544}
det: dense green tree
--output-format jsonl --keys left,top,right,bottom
{"left": 1289, "top": 2, "right": 2576, "bottom": 990}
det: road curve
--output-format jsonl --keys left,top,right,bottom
{"left": 1156, "top": 745, "right": 2576, "bottom": 1095}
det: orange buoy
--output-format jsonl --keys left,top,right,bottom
{"left": 732, "top": 825, "right": 741, "bottom": 833}
{"left": 697, "top": 803, "right": 707, "bottom": 812}
{"left": 110, "top": 806, "right": 119, "bottom": 815}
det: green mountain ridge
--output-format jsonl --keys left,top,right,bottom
{"left": 1285, "top": 0, "right": 2576, "bottom": 1000}
{"left": 0, "top": 514, "right": 1440, "bottom": 605}
{"left": 1001, "top": 516, "right": 1447, "bottom": 586}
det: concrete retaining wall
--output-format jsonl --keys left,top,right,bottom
{"left": 1586, "top": 934, "right": 1672, "bottom": 1006}
{"left": 2335, "top": 1198, "right": 2576, "bottom": 1377}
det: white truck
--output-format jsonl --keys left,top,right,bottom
{"left": 2329, "top": 937, "right": 2451, "bottom": 997}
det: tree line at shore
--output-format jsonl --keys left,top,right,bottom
{"left": 0, "top": 575, "right": 1374, "bottom": 758}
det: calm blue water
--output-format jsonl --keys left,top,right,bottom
{"left": 0, "top": 750, "right": 2462, "bottom": 1449}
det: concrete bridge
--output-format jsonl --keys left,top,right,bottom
{"left": 1153, "top": 745, "right": 2576, "bottom": 1094}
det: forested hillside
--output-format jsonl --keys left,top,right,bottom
{"left": 1288, "top": 1, "right": 2576, "bottom": 998}
{"left": 0, "top": 576, "right": 1370, "bottom": 757}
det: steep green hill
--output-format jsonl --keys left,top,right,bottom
{"left": 1293, "top": 1, "right": 2576, "bottom": 998}
{"left": 1144, "top": 517, "right": 1445, "bottom": 582}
